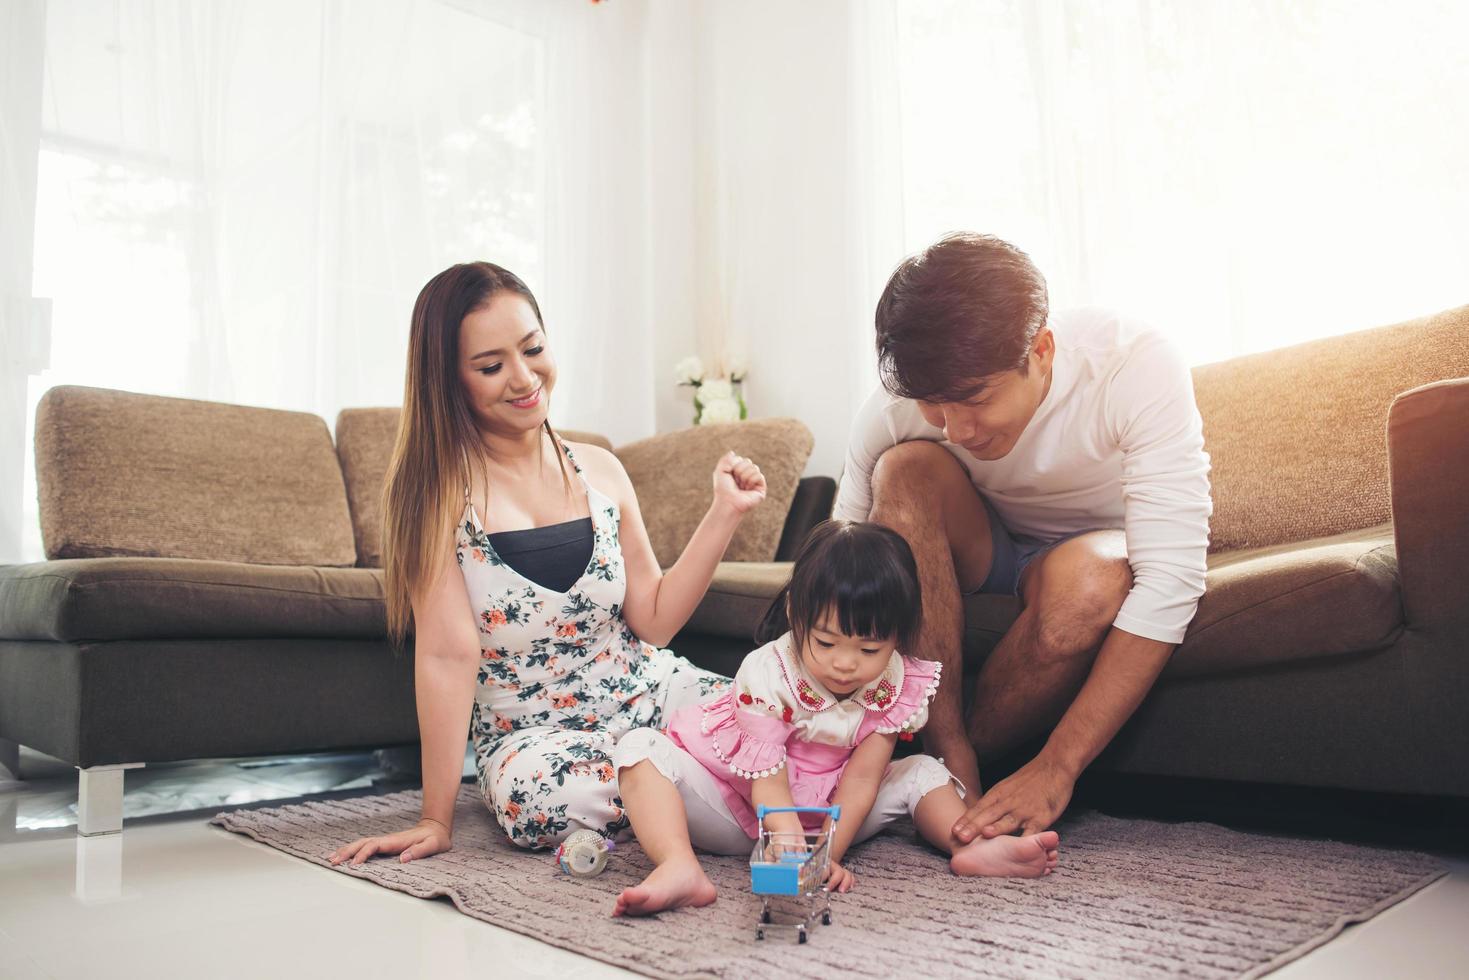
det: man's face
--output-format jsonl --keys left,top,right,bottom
{"left": 915, "top": 328, "right": 1055, "bottom": 461}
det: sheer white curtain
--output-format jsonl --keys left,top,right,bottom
{"left": 10, "top": 1, "right": 1467, "bottom": 562}
{"left": 0, "top": 1, "right": 49, "bottom": 565}
{"left": 888, "top": 0, "right": 1469, "bottom": 366}
{"left": 673, "top": 0, "right": 1469, "bottom": 476}
{"left": 3, "top": 0, "right": 655, "bottom": 564}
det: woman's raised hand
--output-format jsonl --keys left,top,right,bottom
{"left": 327, "top": 817, "right": 452, "bottom": 867}
{"left": 711, "top": 450, "right": 767, "bottom": 515}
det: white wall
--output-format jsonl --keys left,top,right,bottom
{"left": 643, "top": 0, "right": 891, "bottom": 479}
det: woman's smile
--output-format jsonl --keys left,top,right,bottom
{"left": 507, "top": 387, "right": 542, "bottom": 409}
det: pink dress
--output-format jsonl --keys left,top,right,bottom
{"left": 665, "top": 632, "right": 941, "bottom": 836}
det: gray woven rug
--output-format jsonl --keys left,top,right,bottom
{"left": 212, "top": 785, "right": 1445, "bottom": 979}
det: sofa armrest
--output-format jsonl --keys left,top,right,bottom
{"left": 1388, "top": 376, "right": 1469, "bottom": 635}
{"left": 774, "top": 476, "right": 836, "bottom": 561}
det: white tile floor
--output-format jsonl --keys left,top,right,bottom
{"left": 1, "top": 747, "right": 1465, "bottom": 980}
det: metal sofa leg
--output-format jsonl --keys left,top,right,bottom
{"left": 372, "top": 745, "right": 422, "bottom": 780}
{"left": 0, "top": 738, "right": 19, "bottom": 782}
{"left": 76, "top": 763, "right": 144, "bottom": 836}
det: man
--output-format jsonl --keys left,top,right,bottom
{"left": 834, "top": 233, "right": 1212, "bottom": 843}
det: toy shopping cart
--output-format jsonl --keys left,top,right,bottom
{"left": 749, "top": 804, "right": 840, "bottom": 943}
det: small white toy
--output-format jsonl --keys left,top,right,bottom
{"left": 556, "top": 829, "right": 615, "bottom": 876}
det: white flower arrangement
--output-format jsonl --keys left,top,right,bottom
{"left": 699, "top": 377, "right": 734, "bottom": 401}
{"left": 675, "top": 355, "right": 748, "bottom": 426}
{"left": 673, "top": 356, "right": 704, "bottom": 385}
{"left": 698, "top": 396, "right": 742, "bottom": 424}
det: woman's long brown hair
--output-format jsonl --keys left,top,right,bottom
{"left": 382, "top": 261, "right": 570, "bottom": 652}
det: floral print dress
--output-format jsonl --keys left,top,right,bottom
{"left": 457, "top": 443, "right": 727, "bottom": 849}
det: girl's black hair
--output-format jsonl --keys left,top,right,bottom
{"left": 755, "top": 520, "right": 923, "bottom": 655}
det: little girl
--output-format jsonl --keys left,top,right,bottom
{"left": 609, "top": 519, "right": 1060, "bottom": 917}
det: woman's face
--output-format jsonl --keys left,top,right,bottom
{"left": 457, "top": 293, "right": 557, "bottom": 436}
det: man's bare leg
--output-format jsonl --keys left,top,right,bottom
{"left": 954, "top": 534, "right": 1169, "bottom": 842}
{"left": 967, "top": 530, "right": 1132, "bottom": 763}
{"left": 868, "top": 442, "right": 995, "bottom": 799}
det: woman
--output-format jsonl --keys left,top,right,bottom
{"left": 329, "top": 262, "right": 765, "bottom": 865}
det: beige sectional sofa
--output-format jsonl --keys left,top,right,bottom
{"left": 0, "top": 398, "right": 829, "bottom": 833}
{"left": 2, "top": 303, "right": 1466, "bottom": 837}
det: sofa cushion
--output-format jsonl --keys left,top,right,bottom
{"left": 681, "top": 526, "right": 1402, "bottom": 680}
{"left": 334, "top": 408, "right": 400, "bottom": 569}
{"left": 35, "top": 385, "right": 357, "bottom": 566}
{"left": 1192, "top": 304, "right": 1469, "bottom": 552}
{"left": 1169, "top": 523, "right": 1402, "bottom": 677}
{"left": 956, "top": 525, "right": 1402, "bottom": 677}
{"left": 616, "top": 419, "right": 815, "bottom": 566}
{"left": 334, "top": 406, "right": 612, "bottom": 568}
{"left": 681, "top": 561, "right": 793, "bottom": 639}
{"left": 0, "top": 558, "right": 385, "bottom": 642}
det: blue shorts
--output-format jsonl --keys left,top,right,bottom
{"left": 969, "top": 494, "right": 1099, "bottom": 597}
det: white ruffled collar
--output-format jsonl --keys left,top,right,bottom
{"left": 776, "top": 636, "right": 906, "bottom": 714}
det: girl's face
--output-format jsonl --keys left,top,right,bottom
{"left": 798, "top": 608, "right": 898, "bottom": 698}
{"left": 457, "top": 293, "right": 557, "bottom": 436}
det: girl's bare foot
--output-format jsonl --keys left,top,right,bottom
{"left": 611, "top": 857, "right": 717, "bottom": 917}
{"left": 950, "top": 830, "right": 1060, "bottom": 878}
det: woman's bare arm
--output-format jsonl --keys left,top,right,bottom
{"left": 330, "top": 534, "right": 479, "bottom": 866}
{"left": 577, "top": 444, "right": 765, "bottom": 647}
{"left": 412, "top": 536, "right": 482, "bottom": 832}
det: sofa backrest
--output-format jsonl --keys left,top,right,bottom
{"left": 334, "top": 407, "right": 612, "bottom": 568}
{"left": 34, "top": 385, "right": 358, "bottom": 566}
{"left": 615, "top": 418, "right": 814, "bottom": 566}
{"left": 1193, "top": 304, "right": 1469, "bottom": 553}
{"left": 335, "top": 409, "right": 812, "bottom": 568}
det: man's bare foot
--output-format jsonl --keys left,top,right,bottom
{"left": 611, "top": 857, "right": 717, "bottom": 917}
{"left": 950, "top": 830, "right": 1060, "bottom": 878}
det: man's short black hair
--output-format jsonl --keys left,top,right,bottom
{"left": 875, "top": 233, "right": 1049, "bottom": 402}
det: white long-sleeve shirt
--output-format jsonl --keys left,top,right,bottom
{"left": 834, "top": 307, "right": 1213, "bottom": 645}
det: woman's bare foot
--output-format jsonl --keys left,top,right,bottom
{"left": 611, "top": 857, "right": 718, "bottom": 917}
{"left": 950, "top": 830, "right": 1060, "bottom": 878}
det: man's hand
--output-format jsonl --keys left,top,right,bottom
{"left": 952, "top": 752, "right": 1074, "bottom": 842}
{"left": 953, "top": 628, "right": 1174, "bottom": 842}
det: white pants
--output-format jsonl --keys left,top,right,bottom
{"left": 611, "top": 727, "right": 961, "bottom": 856}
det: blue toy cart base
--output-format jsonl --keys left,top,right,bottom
{"left": 749, "top": 805, "right": 841, "bottom": 942}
